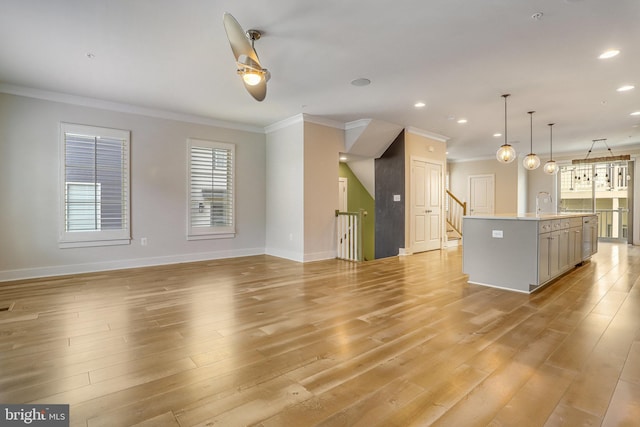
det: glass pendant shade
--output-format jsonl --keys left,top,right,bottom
{"left": 523, "top": 110, "right": 540, "bottom": 170}
{"left": 543, "top": 160, "right": 559, "bottom": 175}
{"left": 497, "top": 144, "right": 516, "bottom": 163}
{"left": 496, "top": 94, "right": 516, "bottom": 163}
{"left": 543, "top": 123, "right": 558, "bottom": 175}
{"left": 523, "top": 153, "right": 541, "bottom": 170}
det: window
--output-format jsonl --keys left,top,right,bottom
{"left": 59, "top": 123, "right": 130, "bottom": 248}
{"left": 187, "top": 139, "right": 235, "bottom": 239}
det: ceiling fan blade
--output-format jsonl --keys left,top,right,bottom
{"left": 244, "top": 79, "right": 267, "bottom": 102}
{"left": 223, "top": 12, "right": 261, "bottom": 66}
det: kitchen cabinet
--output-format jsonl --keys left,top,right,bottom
{"left": 463, "top": 213, "right": 597, "bottom": 293}
{"left": 583, "top": 215, "right": 598, "bottom": 260}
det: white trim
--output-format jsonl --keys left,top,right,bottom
{"left": 345, "top": 118, "right": 372, "bottom": 130}
{"left": 59, "top": 122, "right": 132, "bottom": 247}
{"left": 264, "top": 114, "right": 305, "bottom": 133}
{"left": 302, "top": 114, "right": 345, "bottom": 129}
{"left": 303, "top": 250, "right": 336, "bottom": 262}
{"left": 186, "top": 138, "right": 236, "bottom": 239}
{"left": 467, "top": 174, "right": 496, "bottom": 216}
{"left": 265, "top": 113, "right": 346, "bottom": 134}
{"left": 466, "top": 280, "right": 529, "bottom": 294}
{"left": 406, "top": 126, "right": 450, "bottom": 142}
{"left": 409, "top": 156, "right": 446, "bottom": 253}
{"left": 264, "top": 247, "right": 304, "bottom": 262}
{"left": 0, "top": 83, "right": 264, "bottom": 134}
{"left": 0, "top": 248, "right": 265, "bottom": 283}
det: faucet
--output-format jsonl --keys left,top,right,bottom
{"left": 536, "top": 191, "right": 552, "bottom": 215}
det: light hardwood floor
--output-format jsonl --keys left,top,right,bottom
{"left": 1, "top": 243, "right": 639, "bottom": 426}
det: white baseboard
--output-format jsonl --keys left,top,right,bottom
{"left": 0, "top": 247, "right": 265, "bottom": 283}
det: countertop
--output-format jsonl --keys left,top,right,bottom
{"left": 463, "top": 212, "right": 596, "bottom": 221}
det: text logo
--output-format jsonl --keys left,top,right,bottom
{"left": 1, "top": 405, "right": 69, "bottom": 426}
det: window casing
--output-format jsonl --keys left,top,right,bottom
{"left": 59, "top": 123, "right": 131, "bottom": 248}
{"left": 187, "top": 139, "right": 235, "bottom": 239}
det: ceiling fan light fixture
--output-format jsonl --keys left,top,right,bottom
{"left": 241, "top": 69, "right": 263, "bottom": 86}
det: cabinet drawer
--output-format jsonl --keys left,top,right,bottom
{"left": 539, "top": 221, "right": 553, "bottom": 234}
{"left": 569, "top": 217, "right": 582, "bottom": 228}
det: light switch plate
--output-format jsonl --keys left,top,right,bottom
{"left": 393, "top": 194, "right": 401, "bottom": 202}
{"left": 492, "top": 230, "right": 503, "bottom": 238}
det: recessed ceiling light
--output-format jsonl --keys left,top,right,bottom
{"left": 617, "top": 85, "right": 635, "bottom": 92}
{"left": 457, "top": 119, "right": 467, "bottom": 124}
{"left": 350, "top": 78, "right": 371, "bottom": 87}
{"left": 493, "top": 133, "right": 502, "bottom": 137}
{"left": 599, "top": 49, "right": 620, "bottom": 59}
{"left": 414, "top": 101, "right": 426, "bottom": 108}
{"left": 339, "top": 156, "right": 348, "bottom": 161}
{"left": 631, "top": 111, "right": 640, "bottom": 116}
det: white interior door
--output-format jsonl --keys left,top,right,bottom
{"left": 468, "top": 174, "right": 495, "bottom": 216}
{"left": 338, "top": 177, "right": 348, "bottom": 212}
{"left": 411, "top": 159, "right": 442, "bottom": 253}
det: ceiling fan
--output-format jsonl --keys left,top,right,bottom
{"left": 223, "top": 12, "right": 270, "bottom": 102}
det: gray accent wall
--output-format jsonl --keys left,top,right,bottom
{"left": 375, "top": 130, "right": 405, "bottom": 258}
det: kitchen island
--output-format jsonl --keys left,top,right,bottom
{"left": 462, "top": 213, "right": 598, "bottom": 293}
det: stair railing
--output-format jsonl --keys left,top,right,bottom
{"left": 335, "top": 209, "right": 364, "bottom": 261}
{"left": 446, "top": 190, "right": 466, "bottom": 236}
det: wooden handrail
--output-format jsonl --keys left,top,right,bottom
{"left": 445, "top": 190, "right": 466, "bottom": 237}
{"left": 446, "top": 190, "right": 467, "bottom": 216}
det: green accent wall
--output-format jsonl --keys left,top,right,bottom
{"left": 339, "top": 163, "right": 375, "bottom": 261}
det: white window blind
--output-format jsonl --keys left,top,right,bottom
{"left": 59, "top": 123, "right": 131, "bottom": 248}
{"left": 187, "top": 139, "right": 235, "bottom": 239}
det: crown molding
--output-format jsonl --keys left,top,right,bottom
{"left": 0, "top": 83, "right": 265, "bottom": 134}
{"left": 264, "top": 113, "right": 305, "bottom": 133}
{"left": 265, "top": 113, "right": 346, "bottom": 133}
{"left": 406, "top": 126, "right": 450, "bottom": 142}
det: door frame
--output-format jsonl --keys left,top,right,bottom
{"left": 338, "top": 177, "right": 348, "bottom": 212}
{"left": 409, "top": 156, "right": 445, "bottom": 254}
{"left": 467, "top": 174, "right": 495, "bottom": 216}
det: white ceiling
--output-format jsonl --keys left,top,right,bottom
{"left": 1, "top": 0, "right": 639, "bottom": 161}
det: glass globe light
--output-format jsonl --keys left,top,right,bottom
{"left": 543, "top": 160, "right": 559, "bottom": 175}
{"left": 523, "top": 153, "right": 541, "bottom": 170}
{"left": 496, "top": 144, "right": 516, "bottom": 163}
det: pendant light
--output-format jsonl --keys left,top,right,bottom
{"left": 543, "top": 123, "right": 559, "bottom": 175}
{"left": 523, "top": 111, "right": 540, "bottom": 170}
{"left": 496, "top": 94, "right": 516, "bottom": 163}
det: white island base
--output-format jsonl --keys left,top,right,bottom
{"left": 462, "top": 213, "right": 598, "bottom": 293}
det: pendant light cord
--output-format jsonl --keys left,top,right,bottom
{"left": 528, "top": 111, "right": 535, "bottom": 153}
{"left": 548, "top": 123, "right": 554, "bottom": 159}
{"left": 502, "top": 94, "right": 510, "bottom": 145}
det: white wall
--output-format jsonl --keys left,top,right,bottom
{"left": 524, "top": 164, "right": 557, "bottom": 214}
{"left": 265, "top": 120, "right": 305, "bottom": 261}
{"left": 0, "top": 93, "right": 266, "bottom": 281}
{"left": 303, "top": 122, "right": 343, "bottom": 261}
{"left": 448, "top": 158, "right": 518, "bottom": 214}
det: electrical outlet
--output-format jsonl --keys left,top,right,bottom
{"left": 141, "top": 237, "right": 148, "bottom": 246}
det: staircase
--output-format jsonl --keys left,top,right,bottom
{"left": 445, "top": 190, "right": 466, "bottom": 247}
